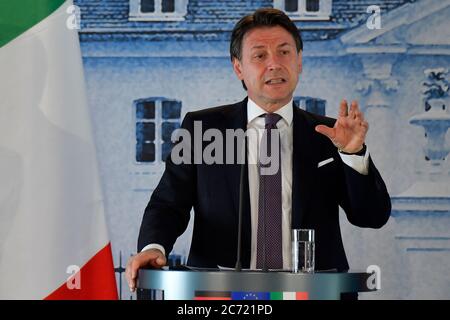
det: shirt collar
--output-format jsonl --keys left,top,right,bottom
{"left": 247, "top": 97, "right": 293, "bottom": 126}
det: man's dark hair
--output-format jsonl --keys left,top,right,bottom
{"left": 230, "top": 8, "right": 303, "bottom": 90}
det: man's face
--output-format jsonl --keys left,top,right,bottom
{"left": 233, "top": 26, "right": 302, "bottom": 111}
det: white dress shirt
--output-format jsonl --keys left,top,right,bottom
{"left": 143, "top": 98, "right": 370, "bottom": 271}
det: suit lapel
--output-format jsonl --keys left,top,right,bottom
{"left": 292, "top": 106, "right": 317, "bottom": 229}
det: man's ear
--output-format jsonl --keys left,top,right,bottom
{"left": 232, "top": 58, "right": 244, "bottom": 80}
{"left": 297, "top": 50, "right": 303, "bottom": 74}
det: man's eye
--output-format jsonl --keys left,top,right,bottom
{"left": 254, "top": 54, "right": 264, "bottom": 59}
{"left": 281, "top": 50, "right": 290, "bottom": 55}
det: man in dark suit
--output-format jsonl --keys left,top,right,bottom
{"left": 126, "top": 8, "right": 391, "bottom": 292}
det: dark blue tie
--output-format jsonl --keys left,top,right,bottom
{"left": 256, "top": 113, "right": 283, "bottom": 270}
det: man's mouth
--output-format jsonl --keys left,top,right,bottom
{"left": 265, "top": 78, "right": 286, "bottom": 85}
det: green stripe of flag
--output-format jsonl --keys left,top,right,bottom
{"left": 0, "top": 0, "right": 66, "bottom": 48}
{"left": 270, "top": 292, "right": 283, "bottom": 300}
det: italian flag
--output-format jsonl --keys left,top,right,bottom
{"left": 270, "top": 292, "right": 309, "bottom": 300}
{"left": 0, "top": 0, "right": 117, "bottom": 299}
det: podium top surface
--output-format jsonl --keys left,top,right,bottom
{"left": 137, "top": 269, "right": 377, "bottom": 300}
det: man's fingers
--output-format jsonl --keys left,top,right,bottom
{"left": 125, "top": 259, "right": 132, "bottom": 281}
{"left": 355, "top": 110, "right": 364, "bottom": 121}
{"left": 129, "top": 280, "right": 136, "bottom": 292}
{"left": 130, "top": 260, "right": 138, "bottom": 279}
{"left": 315, "top": 124, "right": 335, "bottom": 140}
{"left": 349, "top": 101, "right": 358, "bottom": 119}
{"left": 156, "top": 256, "right": 167, "bottom": 266}
{"left": 125, "top": 270, "right": 132, "bottom": 290}
{"left": 361, "top": 120, "right": 369, "bottom": 131}
{"left": 339, "top": 100, "right": 348, "bottom": 117}
{"left": 339, "top": 100, "right": 361, "bottom": 120}
{"left": 150, "top": 256, "right": 167, "bottom": 268}
{"left": 125, "top": 257, "right": 137, "bottom": 292}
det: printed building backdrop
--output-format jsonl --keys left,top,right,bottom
{"left": 74, "top": 0, "right": 450, "bottom": 299}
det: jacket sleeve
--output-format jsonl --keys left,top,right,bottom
{"left": 137, "top": 112, "right": 196, "bottom": 254}
{"left": 338, "top": 155, "right": 391, "bottom": 228}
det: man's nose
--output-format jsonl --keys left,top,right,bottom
{"left": 266, "top": 53, "right": 282, "bottom": 71}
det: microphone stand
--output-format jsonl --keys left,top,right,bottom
{"left": 261, "top": 134, "right": 268, "bottom": 273}
{"left": 235, "top": 137, "right": 247, "bottom": 272}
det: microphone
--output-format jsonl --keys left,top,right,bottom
{"left": 235, "top": 136, "right": 247, "bottom": 272}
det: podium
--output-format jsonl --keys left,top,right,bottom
{"left": 137, "top": 269, "right": 376, "bottom": 300}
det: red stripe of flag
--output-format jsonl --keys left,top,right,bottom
{"left": 296, "top": 292, "right": 309, "bottom": 300}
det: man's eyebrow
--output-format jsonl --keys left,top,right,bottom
{"left": 250, "top": 42, "right": 294, "bottom": 50}
{"left": 250, "top": 45, "right": 266, "bottom": 50}
{"left": 278, "top": 42, "right": 293, "bottom": 48}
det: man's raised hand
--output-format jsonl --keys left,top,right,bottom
{"left": 315, "top": 100, "right": 368, "bottom": 154}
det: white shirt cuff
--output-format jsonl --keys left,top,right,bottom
{"left": 338, "top": 147, "right": 370, "bottom": 175}
{"left": 141, "top": 243, "right": 166, "bottom": 256}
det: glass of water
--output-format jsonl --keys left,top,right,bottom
{"left": 292, "top": 229, "right": 315, "bottom": 273}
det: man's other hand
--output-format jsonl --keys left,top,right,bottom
{"left": 315, "top": 99, "right": 368, "bottom": 154}
{"left": 125, "top": 248, "right": 167, "bottom": 292}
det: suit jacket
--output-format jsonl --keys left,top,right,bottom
{"left": 138, "top": 97, "right": 391, "bottom": 271}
